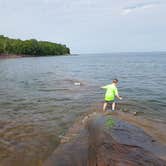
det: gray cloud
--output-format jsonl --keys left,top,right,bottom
{"left": 122, "top": 1, "right": 161, "bottom": 15}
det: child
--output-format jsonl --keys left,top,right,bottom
{"left": 101, "top": 79, "right": 122, "bottom": 112}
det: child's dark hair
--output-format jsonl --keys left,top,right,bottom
{"left": 113, "top": 79, "right": 118, "bottom": 83}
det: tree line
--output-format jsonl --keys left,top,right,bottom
{"left": 0, "top": 35, "right": 70, "bottom": 56}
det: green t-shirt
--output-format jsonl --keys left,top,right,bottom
{"left": 102, "top": 84, "right": 118, "bottom": 101}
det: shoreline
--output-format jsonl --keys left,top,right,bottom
{"left": 0, "top": 54, "right": 28, "bottom": 59}
{"left": 0, "top": 54, "right": 70, "bottom": 59}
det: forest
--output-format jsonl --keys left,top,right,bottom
{"left": 0, "top": 35, "right": 70, "bottom": 56}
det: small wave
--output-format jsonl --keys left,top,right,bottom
{"left": 38, "top": 88, "right": 69, "bottom": 92}
{"left": 63, "top": 78, "right": 85, "bottom": 86}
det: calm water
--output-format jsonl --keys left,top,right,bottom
{"left": 0, "top": 52, "right": 166, "bottom": 165}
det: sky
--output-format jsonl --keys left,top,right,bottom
{"left": 0, "top": 0, "right": 166, "bottom": 53}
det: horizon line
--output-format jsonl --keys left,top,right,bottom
{"left": 71, "top": 50, "right": 166, "bottom": 55}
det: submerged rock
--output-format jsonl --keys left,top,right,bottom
{"left": 44, "top": 113, "right": 166, "bottom": 166}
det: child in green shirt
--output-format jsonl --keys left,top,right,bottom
{"left": 101, "top": 79, "right": 122, "bottom": 112}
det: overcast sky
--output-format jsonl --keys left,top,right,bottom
{"left": 0, "top": 0, "right": 165, "bottom": 53}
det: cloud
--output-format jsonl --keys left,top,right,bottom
{"left": 122, "top": 2, "right": 160, "bottom": 15}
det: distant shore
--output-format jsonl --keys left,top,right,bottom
{"left": 0, "top": 54, "right": 29, "bottom": 59}
{"left": 0, "top": 54, "right": 70, "bottom": 59}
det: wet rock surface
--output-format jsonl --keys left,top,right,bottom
{"left": 44, "top": 113, "right": 166, "bottom": 166}
{"left": 111, "top": 119, "right": 166, "bottom": 159}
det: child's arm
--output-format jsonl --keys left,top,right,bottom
{"left": 116, "top": 94, "right": 122, "bottom": 100}
{"left": 101, "top": 85, "right": 108, "bottom": 89}
{"left": 115, "top": 88, "right": 122, "bottom": 100}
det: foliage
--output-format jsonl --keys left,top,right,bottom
{"left": 0, "top": 35, "right": 70, "bottom": 56}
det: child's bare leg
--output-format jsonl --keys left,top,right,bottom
{"left": 103, "top": 102, "right": 108, "bottom": 112}
{"left": 112, "top": 102, "right": 116, "bottom": 111}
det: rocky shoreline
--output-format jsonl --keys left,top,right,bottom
{"left": 0, "top": 54, "right": 28, "bottom": 59}
{"left": 0, "top": 54, "right": 70, "bottom": 59}
{"left": 43, "top": 111, "right": 166, "bottom": 166}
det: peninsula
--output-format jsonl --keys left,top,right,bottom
{"left": 0, "top": 35, "right": 70, "bottom": 58}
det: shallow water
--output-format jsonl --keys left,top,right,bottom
{"left": 0, "top": 52, "right": 166, "bottom": 165}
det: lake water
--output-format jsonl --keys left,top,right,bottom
{"left": 0, "top": 52, "right": 166, "bottom": 165}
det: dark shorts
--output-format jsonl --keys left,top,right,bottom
{"left": 105, "top": 100, "right": 115, "bottom": 104}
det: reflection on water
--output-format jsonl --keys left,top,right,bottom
{"left": 0, "top": 52, "right": 166, "bottom": 165}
